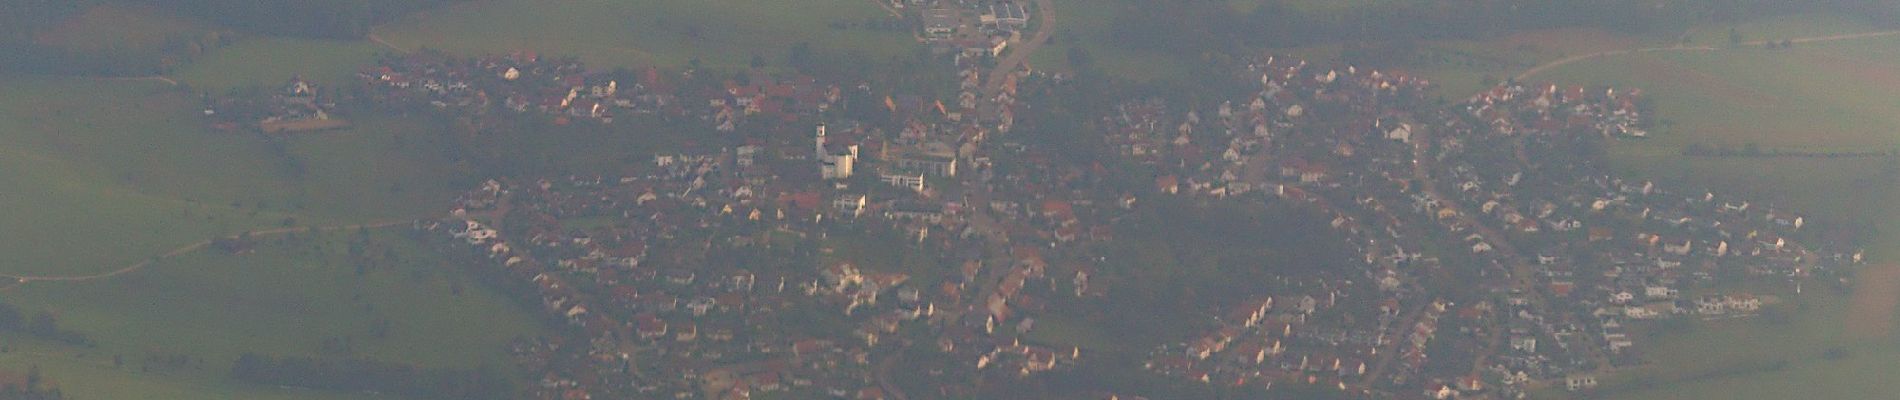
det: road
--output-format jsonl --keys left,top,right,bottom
{"left": 980, "top": 0, "right": 1055, "bottom": 98}
{"left": 874, "top": 349, "right": 912, "bottom": 400}
{"left": 1406, "top": 121, "right": 1557, "bottom": 381}
{"left": 0, "top": 219, "right": 414, "bottom": 289}
{"left": 1358, "top": 302, "right": 1429, "bottom": 391}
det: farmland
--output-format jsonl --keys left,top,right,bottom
{"left": 371, "top": 0, "right": 917, "bottom": 72}
{"left": 0, "top": 228, "right": 545, "bottom": 400}
{"left": 31, "top": 4, "right": 209, "bottom": 53}
{"left": 1029, "top": 0, "right": 1195, "bottom": 83}
{"left": 0, "top": 73, "right": 520, "bottom": 399}
{"left": 0, "top": 75, "right": 466, "bottom": 277}
{"left": 173, "top": 37, "right": 386, "bottom": 91}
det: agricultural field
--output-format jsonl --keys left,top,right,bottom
{"left": 173, "top": 37, "right": 388, "bottom": 92}
{"left": 0, "top": 76, "right": 465, "bottom": 277}
{"left": 1029, "top": 0, "right": 1196, "bottom": 83}
{"left": 30, "top": 4, "right": 211, "bottom": 53}
{"left": 370, "top": 0, "right": 916, "bottom": 72}
{"left": 0, "top": 228, "right": 546, "bottom": 400}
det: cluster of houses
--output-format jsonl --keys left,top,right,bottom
{"left": 324, "top": 0, "right": 1869, "bottom": 393}
{"left": 203, "top": 77, "right": 349, "bottom": 133}
{"left": 425, "top": 102, "right": 1109, "bottom": 398}
{"left": 1418, "top": 77, "right": 1859, "bottom": 395}
{"left": 356, "top": 51, "right": 843, "bottom": 130}
{"left": 1086, "top": 51, "right": 1863, "bottom": 398}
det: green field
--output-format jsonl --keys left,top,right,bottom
{"left": 174, "top": 37, "right": 387, "bottom": 92}
{"left": 31, "top": 4, "right": 211, "bottom": 53}
{"left": 372, "top": 0, "right": 915, "bottom": 71}
{"left": 1031, "top": 0, "right": 1195, "bottom": 83}
{"left": 0, "top": 73, "right": 502, "bottom": 397}
{"left": 0, "top": 76, "right": 464, "bottom": 277}
{"left": 0, "top": 228, "right": 545, "bottom": 399}
{"left": 1536, "top": 38, "right": 1900, "bottom": 223}
{"left": 1684, "top": 12, "right": 1888, "bottom": 46}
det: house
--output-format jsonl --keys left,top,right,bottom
{"left": 1726, "top": 294, "right": 1761, "bottom": 312}
{"left": 879, "top": 172, "right": 927, "bottom": 192}
{"left": 1566, "top": 375, "right": 1598, "bottom": 391}
{"left": 1386, "top": 123, "right": 1412, "bottom": 143}
{"left": 817, "top": 124, "right": 859, "bottom": 179}
{"left": 923, "top": 9, "right": 960, "bottom": 39}
{"left": 1510, "top": 336, "right": 1537, "bottom": 353}
{"left": 1695, "top": 296, "right": 1727, "bottom": 314}
{"left": 834, "top": 194, "right": 868, "bottom": 217}
{"left": 894, "top": 152, "right": 958, "bottom": 177}
{"left": 987, "top": 2, "right": 1029, "bottom": 27}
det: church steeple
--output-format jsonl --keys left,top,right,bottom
{"left": 815, "top": 123, "right": 828, "bottom": 157}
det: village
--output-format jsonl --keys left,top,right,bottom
{"left": 1100, "top": 53, "right": 1861, "bottom": 398}
{"left": 203, "top": 1, "right": 1863, "bottom": 399}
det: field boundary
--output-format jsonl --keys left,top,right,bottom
{"left": 1512, "top": 30, "right": 1900, "bottom": 83}
{"left": 0, "top": 219, "right": 416, "bottom": 290}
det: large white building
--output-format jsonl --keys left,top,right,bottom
{"left": 817, "top": 124, "right": 858, "bottom": 180}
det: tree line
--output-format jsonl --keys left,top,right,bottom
{"left": 0, "top": 366, "right": 64, "bottom": 400}
{"left": 0, "top": 302, "right": 94, "bottom": 347}
{"left": 229, "top": 353, "right": 511, "bottom": 400}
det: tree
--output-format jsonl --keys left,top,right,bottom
{"left": 1066, "top": 46, "right": 1094, "bottom": 70}
{"left": 1730, "top": 27, "right": 1743, "bottom": 44}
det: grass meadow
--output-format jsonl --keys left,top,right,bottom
{"left": 371, "top": 0, "right": 916, "bottom": 72}
{"left": 31, "top": 4, "right": 210, "bottom": 53}
{"left": 0, "top": 228, "right": 545, "bottom": 400}
{"left": 1029, "top": 0, "right": 1196, "bottom": 83}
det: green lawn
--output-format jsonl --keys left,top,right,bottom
{"left": 0, "top": 228, "right": 546, "bottom": 400}
{"left": 372, "top": 0, "right": 915, "bottom": 72}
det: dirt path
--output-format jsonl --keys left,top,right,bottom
{"left": 97, "top": 75, "right": 179, "bottom": 86}
{"left": 366, "top": 33, "right": 410, "bottom": 53}
{"left": 869, "top": 0, "right": 902, "bottom": 19}
{"left": 0, "top": 219, "right": 414, "bottom": 289}
{"left": 1847, "top": 263, "right": 1900, "bottom": 338}
{"left": 1512, "top": 29, "right": 1900, "bottom": 83}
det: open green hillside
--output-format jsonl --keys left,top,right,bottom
{"left": 372, "top": 0, "right": 916, "bottom": 71}
{"left": 0, "top": 228, "right": 545, "bottom": 400}
{"left": 0, "top": 76, "right": 464, "bottom": 277}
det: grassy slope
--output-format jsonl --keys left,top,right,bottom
{"left": 372, "top": 0, "right": 914, "bottom": 71}
{"left": 0, "top": 229, "right": 546, "bottom": 400}
{"left": 0, "top": 76, "right": 461, "bottom": 277}
{"left": 31, "top": 4, "right": 209, "bottom": 52}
